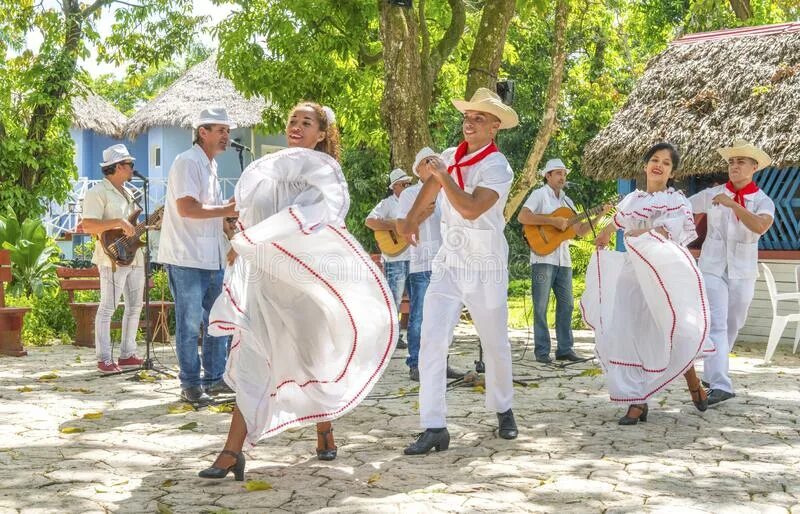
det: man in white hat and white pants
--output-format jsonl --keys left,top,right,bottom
{"left": 158, "top": 106, "right": 237, "bottom": 405}
{"left": 690, "top": 139, "right": 774, "bottom": 406}
{"left": 398, "top": 88, "right": 519, "bottom": 454}
{"left": 518, "top": 159, "right": 608, "bottom": 364}
{"left": 81, "top": 144, "right": 145, "bottom": 374}
{"left": 366, "top": 168, "right": 414, "bottom": 349}
{"left": 396, "top": 148, "right": 464, "bottom": 382}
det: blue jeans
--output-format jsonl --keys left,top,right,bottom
{"left": 531, "top": 263, "right": 574, "bottom": 358}
{"left": 166, "top": 264, "right": 230, "bottom": 389}
{"left": 384, "top": 260, "right": 409, "bottom": 315}
{"left": 405, "top": 270, "right": 431, "bottom": 369}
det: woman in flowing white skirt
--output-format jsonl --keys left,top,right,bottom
{"left": 198, "top": 102, "right": 397, "bottom": 480}
{"left": 581, "top": 143, "right": 714, "bottom": 425}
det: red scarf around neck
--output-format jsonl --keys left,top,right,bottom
{"left": 725, "top": 180, "right": 759, "bottom": 220}
{"left": 447, "top": 140, "right": 498, "bottom": 189}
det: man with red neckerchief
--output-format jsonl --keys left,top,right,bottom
{"left": 690, "top": 139, "right": 774, "bottom": 406}
{"left": 398, "top": 88, "right": 519, "bottom": 454}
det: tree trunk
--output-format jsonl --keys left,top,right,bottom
{"left": 465, "top": 0, "right": 516, "bottom": 98}
{"left": 504, "top": 0, "right": 570, "bottom": 221}
{"left": 729, "top": 0, "right": 752, "bottom": 20}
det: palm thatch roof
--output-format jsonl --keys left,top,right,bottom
{"left": 124, "top": 56, "right": 267, "bottom": 138}
{"left": 584, "top": 22, "right": 800, "bottom": 179}
{"left": 71, "top": 88, "right": 128, "bottom": 138}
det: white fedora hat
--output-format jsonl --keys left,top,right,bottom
{"left": 452, "top": 87, "right": 519, "bottom": 129}
{"left": 717, "top": 138, "right": 771, "bottom": 170}
{"left": 412, "top": 147, "right": 438, "bottom": 177}
{"left": 389, "top": 168, "right": 412, "bottom": 187}
{"left": 539, "top": 158, "right": 569, "bottom": 177}
{"left": 193, "top": 106, "right": 237, "bottom": 129}
{"left": 100, "top": 144, "right": 135, "bottom": 167}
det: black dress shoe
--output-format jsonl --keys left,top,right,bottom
{"left": 409, "top": 367, "right": 419, "bottom": 381}
{"left": 181, "top": 386, "right": 213, "bottom": 405}
{"left": 396, "top": 337, "right": 408, "bottom": 350}
{"left": 535, "top": 355, "right": 553, "bottom": 364}
{"left": 555, "top": 351, "right": 583, "bottom": 362}
{"left": 706, "top": 388, "right": 735, "bottom": 406}
{"left": 701, "top": 380, "right": 710, "bottom": 389}
{"left": 205, "top": 380, "right": 234, "bottom": 396}
{"left": 198, "top": 450, "right": 245, "bottom": 481}
{"left": 446, "top": 365, "right": 465, "bottom": 379}
{"left": 618, "top": 403, "right": 648, "bottom": 425}
{"left": 404, "top": 428, "right": 450, "bottom": 455}
{"left": 496, "top": 409, "right": 518, "bottom": 439}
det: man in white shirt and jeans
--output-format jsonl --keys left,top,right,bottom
{"left": 398, "top": 88, "right": 519, "bottom": 454}
{"left": 158, "top": 107, "right": 237, "bottom": 405}
{"left": 80, "top": 144, "right": 145, "bottom": 374}
{"left": 690, "top": 139, "right": 774, "bottom": 406}
{"left": 366, "top": 168, "right": 413, "bottom": 349}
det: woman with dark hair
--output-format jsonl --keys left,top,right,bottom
{"left": 581, "top": 142, "right": 712, "bottom": 425}
{"left": 197, "top": 102, "right": 397, "bottom": 480}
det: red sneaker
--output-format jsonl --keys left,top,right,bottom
{"left": 97, "top": 360, "right": 122, "bottom": 374}
{"left": 117, "top": 355, "right": 144, "bottom": 369}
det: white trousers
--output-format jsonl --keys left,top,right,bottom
{"left": 419, "top": 266, "right": 513, "bottom": 428}
{"left": 702, "top": 272, "right": 756, "bottom": 394}
{"left": 96, "top": 265, "right": 145, "bottom": 362}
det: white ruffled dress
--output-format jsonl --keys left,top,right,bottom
{"left": 208, "top": 147, "right": 398, "bottom": 446}
{"left": 580, "top": 189, "right": 713, "bottom": 404}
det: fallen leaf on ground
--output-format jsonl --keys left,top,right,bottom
{"left": 60, "top": 427, "right": 85, "bottom": 434}
{"left": 156, "top": 503, "right": 174, "bottom": 514}
{"left": 38, "top": 372, "right": 59, "bottom": 381}
{"left": 17, "top": 386, "right": 33, "bottom": 393}
{"left": 579, "top": 367, "right": 603, "bottom": 377}
{"left": 136, "top": 370, "right": 157, "bottom": 382}
{"left": 244, "top": 480, "right": 272, "bottom": 491}
{"left": 527, "top": 382, "right": 540, "bottom": 388}
{"left": 472, "top": 385, "right": 486, "bottom": 393}
{"left": 82, "top": 412, "right": 103, "bottom": 420}
{"left": 177, "top": 422, "right": 198, "bottom": 431}
{"left": 208, "top": 403, "right": 233, "bottom": 413}
{"left": 75, "top": 356, "right": 81, "bottom": 363}
{"left": 167, "top": 403, "right": 195, "bottom": 414}
{"left": 367, "top": 473, "right": 381, "bottom": 484}
{"left": 161, "top": 479, "right": 177, "bottom": 488}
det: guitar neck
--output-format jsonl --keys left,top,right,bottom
{"left": 133, "top": 209, "right": 163, "bottom": 238}
{"left": 567, "top": 204, "right": 606, "bottom": 225}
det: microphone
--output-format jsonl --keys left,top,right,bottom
{"left": 230, "top": 139, "right": 251, "bottom": 152}
{"left": 132, "top": 169, "right": 148, "bottom": 181}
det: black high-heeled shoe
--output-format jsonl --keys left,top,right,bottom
{"left": 618, "top": 403, "right": 648, "bottom": 425}
{"left": 198, "top": 450, "right": 245, "bottom": 481}
{"left": 316, "top": 428, "right": 337, "bottom": 461}
{"left": 689, "top": 384, "right": 708, "bottom": 412}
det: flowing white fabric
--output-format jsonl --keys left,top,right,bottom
{"left": 208, "top": 147, "right": 398, "bottom": 446}
{"left": 580, "top": 189, "right": 713, "bottom": 404}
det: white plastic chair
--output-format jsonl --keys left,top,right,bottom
{"left": 761, "top": 262, "right": 800, "bottom": 363}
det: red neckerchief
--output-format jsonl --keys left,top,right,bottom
{"left": 447, "top": 140, "right": 498, "bottom": 189}
{"left": 725, "top": 180, "right": 759, "bottom": 220}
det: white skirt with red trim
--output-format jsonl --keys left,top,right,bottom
{"left": 579, "top": 230, "right": 713, "bottom": 404}
{"left": 208, "top": 223, "right": 398, "bottom": 446}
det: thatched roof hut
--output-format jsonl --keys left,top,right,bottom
{"left": 71, "top": 88, "right": 128, "bottom": 138}
{"left": 583, "top": 22, "right": 800, "bottom": 179}
{"left": 124, "top": 56, "right": 267, "bottom": 138}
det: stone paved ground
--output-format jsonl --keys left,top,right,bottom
{"left": 1, "top": 326, "right": 800, "bottom": 513}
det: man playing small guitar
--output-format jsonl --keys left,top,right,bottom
{"left": 80, "top": 144, "right": 145, "bottom": 374}
{"left": 518, "top": 158, "right": 610, "bottom": 363}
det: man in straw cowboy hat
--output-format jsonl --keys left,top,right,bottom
{"left": 366, "top": 168, "right": 414, "bottom": 350}
{"left": 398, "top": 87, "right": 519, "bottom": 454}
{"left": 690, "top": 138, "right": 774, "bottom": 406}
{"left": 158, "top": 106, "right": 238, "bottom": 405}
{"left": 80, "top": 144, "right": 145, "bottom": 374}
{"left": 518, "top": 158, "right": 611, "bottom": 364}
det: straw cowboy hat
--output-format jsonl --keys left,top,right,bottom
{"left": 539, "top": 158, "right": 569, "bottom": 177}
{"left": 193, "top": 106, "right": 237, "bottom": 129}
{"left": 452, "top": 88, "right": 519, "bottom": 129}
{"left": 389, "top": 168, "right": 412, "bottom": 187}
{"left": 412, "top": 147, "right": 438, "bottom": 177}
{"left": 100, "top": 144, "right": 136, "bottom": 167}
{"left": 717, "top": 138, "right": 772, "bottom": 170}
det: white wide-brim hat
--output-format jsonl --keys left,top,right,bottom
{"left": 100, "top": 144, "right": 135, "bottom": 167}
{"left": 389, "top": 168, "right": 412, "bottom": 187}
{"left": 412, "top": 147, "right": 438, "bottom": 177}
{"left": 193, "top": 106, "right": 238, "bottom": 129}
{"left": 539, "top": 158, "right": 569, "bottom": 177}
{"left": 717, "top": 138, "right": 772, "bottom": 170}
{"left": 452, "top": 87, "right": 519, "bottom": 129}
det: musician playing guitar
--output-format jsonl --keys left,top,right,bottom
{"left": 518, "top": 158, "right": 611, "bottom": 364}
{"left": 365, "top": 168, "right": 414, "bottom": 350}
{"left": 80, "top": 144, "right": 145, "bottom": 374}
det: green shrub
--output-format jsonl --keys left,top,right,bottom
{"left": 0, "top": 210, "right": 59, "bottom": 296}
{"left": 6, "top": 290, "right": 75, "bottom": 346}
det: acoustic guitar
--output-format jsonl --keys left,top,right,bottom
{"left": 523, "top": 199, "right": 616, "bottom": 256}
{"left": 100, "top": 206, "right": 164, "bottom": 266}
{"left": 374, "top": 230, "right": 409, "bottom": 257}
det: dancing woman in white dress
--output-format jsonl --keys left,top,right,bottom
{"left": 198, "top": 102, "right": 397, "bottom": 480}
{"left": 581, "top": 143, "right": 712, "bottom": 425}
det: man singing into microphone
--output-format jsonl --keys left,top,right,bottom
{"left": 518, "top": 159, "right": 609, "bottom": 363}
{"left": 80, "top": 144, "right": 145, "bottom": 374}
